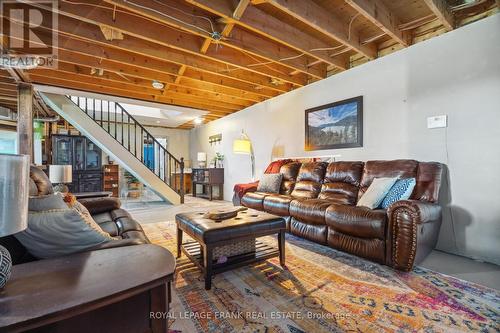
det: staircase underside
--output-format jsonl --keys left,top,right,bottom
{"left": 41, "top": 92, "right": 181, "bottom": 205}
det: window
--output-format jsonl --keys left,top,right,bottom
{"left": 0, "top": 128, "right": 17, "bottom": 154}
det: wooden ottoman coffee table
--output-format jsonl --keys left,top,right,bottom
{"left": 175, "top": 209, "right": 286, "bottom": 290}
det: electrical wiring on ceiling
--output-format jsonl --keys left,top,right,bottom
{"left": 61, "top": 0, "right": 364, "bottom": 78}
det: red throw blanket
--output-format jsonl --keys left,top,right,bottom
{"left": 233, "top": 159, "right": 293, "bottom": 198}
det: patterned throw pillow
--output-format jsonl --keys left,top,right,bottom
{"left": 256, "top": 173, "right": 283, "bottom": 193}
{"left": 15, "top": 200, "right": 116, "bottom": 259}
{"left": 380, "top": 178, "right": 416, "bottom": 209}
{"left": 357, "top": 177, "right": 398, "bottom": 209}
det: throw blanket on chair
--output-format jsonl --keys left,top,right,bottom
{"left": 233, "top": 159, "right": 293, "bottom": 198}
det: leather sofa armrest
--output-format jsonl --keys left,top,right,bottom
{"left": 233, "top": 181, "right": 259, "bottom": 205}
{"left": 386, "top": 200, "right": 442, "bottom": 271}
{"left": 388, "top": 200, "right": 441, "bottom": 224}
{"left": 87, "top": 238, "right": 148, "bottom": 251}
{"left": 78, "top": 197, "right": 122, "bottom": 215}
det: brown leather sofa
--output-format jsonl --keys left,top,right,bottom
{"left": 0, "top": 166, "right": 149, "bottom": 264}
{"left": 239, "top": 160, "right": 443, "bottom": 271}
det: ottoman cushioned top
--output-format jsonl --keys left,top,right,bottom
{"left": 176, "top": 209, "right": 285, "bottom": 244}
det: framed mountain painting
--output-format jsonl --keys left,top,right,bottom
{"left": 305, "top": 96, "right": 363, "bottom": 151}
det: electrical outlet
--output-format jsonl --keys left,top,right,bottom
{"left": 427, "top": 115, "right": 447, "bottom": 129}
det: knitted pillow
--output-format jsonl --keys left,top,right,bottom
{"left": 256, "top": 173, "right": 283, "bottom": 193}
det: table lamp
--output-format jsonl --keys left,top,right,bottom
{"left": 197, "top": 152, "right": 207, "bottom": 168}
{"left": 0, "top": 154, "right": 30, "bottom": 289}
{"left": 233, "top": 131, "right": 255, "bottom": 181}
{"left": 49, "top": 165, "right": 72, "bottom": 193}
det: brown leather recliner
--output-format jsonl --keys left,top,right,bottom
{"left": 239, "top": 159, "right": 442, "bottom": 271}
{"left": 0, "top": 166, "right": 149, "bottom": 265}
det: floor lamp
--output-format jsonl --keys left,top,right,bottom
{"left": 233, "top": 131, "right": 255, "bottom": 181}
{"left": 0, "top": 154, "right": 29, "bottom": 289}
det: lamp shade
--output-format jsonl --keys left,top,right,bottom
{"left": 197, "top": 152, "right": 207, "bottom": 162}
{"left": 0, "top": 154, "right": 29, "bottom": 237}
{"left": 49, "top": 165, "right": 73, "bottom": 183}
{"left": 233, "top": 139, "right": 252, "bottom": 154}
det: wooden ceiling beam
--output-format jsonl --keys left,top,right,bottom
{"left": 30, "top": 74, "right": 238, "bottom": 116}
{"left": 104, "top": 0, "right": 325, "bottom": 80}
{"left": 186, "top": 0, "right": 349, "bottom": 70}
{"left": 1, "top": 11, "right": 290, "bottom": 95}
{"left": 423, "top": 0, "right": 455, "bottom": 30}
{"left": 26, "top": 0, "right": 307, "bottom": 86}
{"left": 258, "top": 0, "right": 377, "bottom": 59}
{"left": 54, "top": 37, "right": 272, "bottom": 100}
{"left": 29, "top": 68, "right": 244, "bottom": 112}
{"left": 53, "top": 49, "right": 262, "bottom": 104}
{"left": 345, "top": 0, "right": 411, "bottom": 46}
{"left": 7, "top": 32, "right": 268, "bottom": 104}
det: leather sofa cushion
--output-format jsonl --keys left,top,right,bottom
{"left": 359, "top": 160, "right": 418, "bottom": 200}
{"left": 241, "top": 192, "right": 272, "bottom": 211}
{"left": 29, "top": 166, "right": 54, "bottom": 196}
{"left": 290, "top": 218, "right": 327, "bottom": 244}
{"left": 116, "top": 216, "right": 144, "bottom": 233}
{"left": 92, "top": 212, "right": 113, "bottom": 224}
{"left": 279, "top": 162, "right": 301, "bottom": 195}
{"left": 325, "top": 204, "right": 387, "bottom": 239}
{"left": 327, "top": 229, "right": 385, "bottom": 263}
{"left": 319, "top": 161, "right": 363, "bottom": 205}
{"left": 291, "top": 162, "right": 327, "bottom": 199}
{"left": 98, "top": 221, "right": 120, "bottom": 237}
{"left": 263, "top": 195, "right": 294, "bottom": 216}
{"left": 289, "top": 199, "right": 332, "bottom": 225}
{"left": 411, "top": 162, "right": 442, "bottom": 203}
{"left": 79, "top": 197, "right": 122, "bottom": 215}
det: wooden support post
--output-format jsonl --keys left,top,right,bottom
{"left": 17, "top": 83, "right": 34, "bottom": 160}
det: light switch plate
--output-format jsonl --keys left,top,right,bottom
{"left": 427, "top": 115, "right": 447, "bottom": 129}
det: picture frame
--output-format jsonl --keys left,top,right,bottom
{"left": 305, "top": 96, "right": 363, "bottom": 151}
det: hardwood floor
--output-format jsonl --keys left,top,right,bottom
{"left": 126, "top": 196, "right": 500, "bottom": 290}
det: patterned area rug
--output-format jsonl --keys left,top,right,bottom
{"left": 142, "top": 222, "right": 500, "bottom": 333}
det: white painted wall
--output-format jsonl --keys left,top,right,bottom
{"left": 190, "top": 15, "right": 500, "bottom": 264}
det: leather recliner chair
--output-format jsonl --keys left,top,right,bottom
{"left": 0, "top": 166, "right": 150, "bottom": 264}
{"left": 238, "top": 159, "right": 442, "bottom": 271}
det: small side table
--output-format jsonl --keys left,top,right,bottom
{"left": 191, "top": 168, "right": 224, "bottom": 201}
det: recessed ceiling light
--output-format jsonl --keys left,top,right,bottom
{"left": 194, "top": 117, "right": 203, "bottom": 125}
{"left": 152, "top": 80, "right": 164, "bottom": 90}
{"left": 156, "top": 120, "right": 161, "bottom": 124}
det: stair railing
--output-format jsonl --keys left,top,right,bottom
{"left": 67, "top": 95, "right": 184, "bottom": 203}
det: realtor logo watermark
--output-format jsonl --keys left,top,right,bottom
{"left": 0, "top": 0, "right": 58, "bottom": 68}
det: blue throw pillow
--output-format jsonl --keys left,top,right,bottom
{"left": 380, "top": 178, "right": 416, "bottom": 209}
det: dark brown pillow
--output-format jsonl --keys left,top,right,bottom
{"left": 257, "top": 174, "right": 283, "bottom": 193}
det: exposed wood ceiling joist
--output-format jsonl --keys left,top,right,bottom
{"left": 345, "top": 0, "right": 411, "bottom": 46}
{"left": 0, "top": 0, "right": 493, "bottom": 129}
{"left": 256, "top": 0, "right": 378, "bottom": 59}
{"left": 423, "top": 0, "right": 456, "bottom": 30}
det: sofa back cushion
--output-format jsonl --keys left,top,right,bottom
{"left": 358, "top": 160, "right": 418, "bottom": 201}
{"left": 318, "top": 161, "right": 364, "bottom": 205}
{"left": 279, "top": 162, "right": 301, "bottom": 195}
{"left": 291, "top": 162, "right": 327, "bottom": 199}
{"left": 410, "top": 162, "right": 442, "bottom": 203}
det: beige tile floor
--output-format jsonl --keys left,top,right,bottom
{"left": 124, "top": 196, "right": 500, "bottom": 291}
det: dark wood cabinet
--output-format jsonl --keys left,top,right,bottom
{"left": 192, "top": 168, "right": 224, "bottom": 200}
{"left": 52, "top": 135, "right": 103, "bottom": 193}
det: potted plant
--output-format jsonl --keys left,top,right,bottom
{"left": 213, "top": 152, "right": 224, "bottom": 168}
{"left": 124, "top": 171, "right": 141, "bottom": 198}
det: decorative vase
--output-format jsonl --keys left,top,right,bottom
{"left": 0, "top": 245, "right": 12, "bottom": 289}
